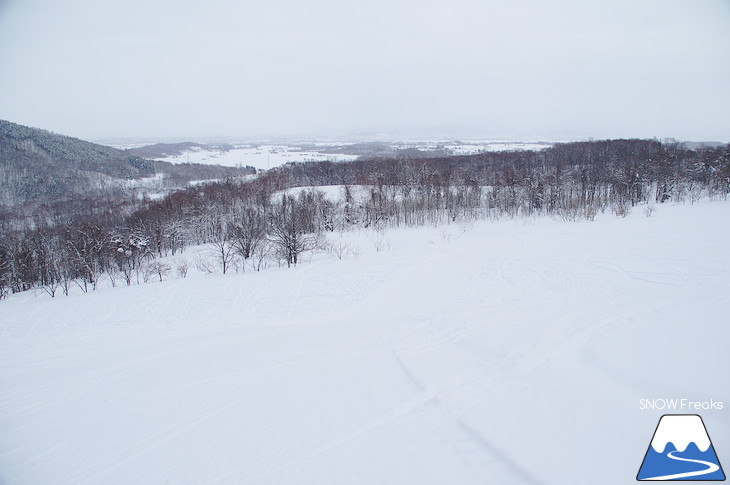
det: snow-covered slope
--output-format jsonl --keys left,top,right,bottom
{"left": 1, "top": 201, "right": 728, "bottom": 484}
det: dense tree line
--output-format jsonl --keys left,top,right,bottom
{"left": 126, "top": 142, "right": 236, "bottom": 159}
{"left": 1, "top": 139, "right": 728, "bottom": 299}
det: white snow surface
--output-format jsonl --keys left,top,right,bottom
{"left": 1, "top": 201, "right": 729, "bottom": 484}
{"left": 147, "top": 141, "right": 552, "bottom": 170}
{"left": 445, "top": 142, "right": 551, "bottom": 155}
{"left": 650, "top": 415, "right": 712, "bottom": 453}
{"left": 154, "top": 145, "right": 359, "bottom": 170}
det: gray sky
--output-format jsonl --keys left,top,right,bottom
{"left": 0, "top": 0, "right": 728, "bottom": 141}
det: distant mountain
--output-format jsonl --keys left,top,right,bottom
{"left": 0, "top": 120, "right": 254, "bottom": 230}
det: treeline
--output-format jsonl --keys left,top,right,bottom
{"left": 126, "top": 142, "right": 235, "bottom": 159}
{"left": 0, "top": 159, "right": 256, "bottom": 234}
{"left": 300, "top": 141, "right": 453, "bottom": 159}
{"left": 1, "top": 139, "right": 728, "bottom": 299}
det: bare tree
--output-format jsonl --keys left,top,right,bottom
{"left": 269, "top": 194, "right": 316, "bottom": 267}
{"left": 144, "top": 261, "right": 171, "bottom": 282}
{"left": 228, "top": 207, "right": 267, "bottom": 266}
{"left": 248, "top": 240, "right": 272, "bottom": 272}
{"left": 175, "top": 258, "right": 190, "bottom": 278}
{"left": 65, "top": 224, "right": 109, "bottom": 292}
{"left": 208, "top": 219, "right": 235, "bottom": 275}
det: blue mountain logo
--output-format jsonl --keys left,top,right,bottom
{"left": 637, "top": 414, "right": 725, "bottom": 481}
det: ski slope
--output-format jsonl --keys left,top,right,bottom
{"left": 1, "top": 201, "right": 729, "bottom": 484}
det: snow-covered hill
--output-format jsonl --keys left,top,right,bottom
{"left": 1, "top": 201, "right": 728, "bottom": 484}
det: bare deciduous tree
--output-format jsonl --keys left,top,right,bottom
{"left": 229, "top": 207, "right": 267, "bottom": 267}
{"left": 269, "top": 194, "right": 316, "bottom": 267}
{"left": 175, "top": 258, "right": 190, "bottom": 278}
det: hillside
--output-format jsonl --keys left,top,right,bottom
{"left": 0, "top": 120, "right": 255, "bottom": 229}
{"left": 0, "top": 200, "right": 727, "bottom": 484}
{"left": 0, "top": 119, "right": 154, "bottom": 204}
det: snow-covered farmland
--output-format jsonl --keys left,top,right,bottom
{"left": 1, "top": 201, "right": 728, "bottom": 484}
{"left": 135, "top": 141, "right": 552, "bottom": 171}
{"left": 447, "top": 141, "right": 552, "bottom": 155}
{"left": 405, "top": 141, "right": 552, "bottom": 156}
{"left": 152, "top": 145, "right": 359, "bottom": 170}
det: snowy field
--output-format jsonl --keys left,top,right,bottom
{"left": 151, "top": 145, "right": 359, "bottom": 171}
{"left": 1, "top": 201, "right": 729, "bottom": 484}
{"left": 430, "top": 141, "right": 552, "bottom": 155}
{"left": 120, "top": 141, "right": 552, "bottom": 171}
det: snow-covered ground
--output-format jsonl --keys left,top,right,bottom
{"left": 1, "top": 201, "right": 728, "bottom": 484}
{"left": 429, "top": 141, "right": 552, "bottom": 155}
{"left": 124, "top": 141, "right": 552, "bottom": 170}
{"left": 150, "top": 145, "right": 360, "bottom": 170}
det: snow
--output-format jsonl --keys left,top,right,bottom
{"left": 153, "top": 145, "right": 359, "bottom": 170}
{"left": 445, "top": 142, "right": 552, "bottom": 155}
{"left": 650, "top": 415, "right": 711, "bottom": 453}
{"left": 1, "top": 200, "right": 729, "bottom": 484}
{"left": 145, "top": 141, "right": 552, "bottom": 170}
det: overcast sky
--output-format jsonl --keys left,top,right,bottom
{"left": 0, "top": 0, "right": 728, "bottom": 141}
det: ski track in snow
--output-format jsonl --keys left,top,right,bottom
{"left": 1, "top": 201, "right": 729, "bottom": 484}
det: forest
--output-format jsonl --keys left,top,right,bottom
{"left": 1, "top": 138, "right": 728, "bottom": 299}
{"left": 0, "top": 119, "right": 256, "bottom": 230}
